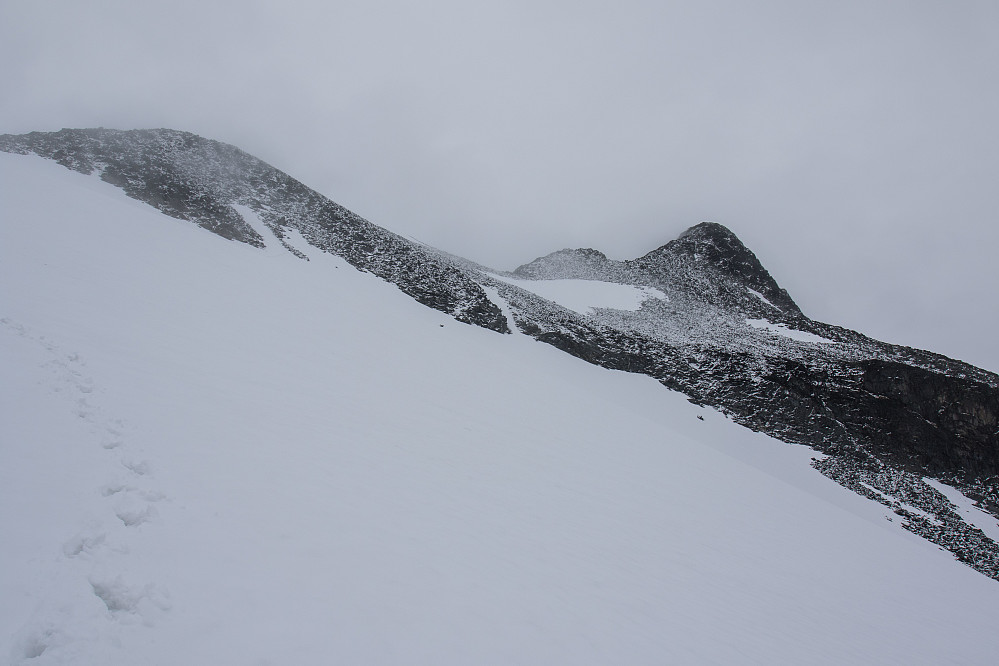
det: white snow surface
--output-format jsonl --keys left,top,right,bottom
{"left": 2, "top": 152, "right": 999, "bottom": 664}
{"left": 489, "top": 273, "right": 666, "bottom": 315}
{"left": 746, "top": 317, "right": 837, "bottom": 344}
{"left": 925, "top": 478, "right": 999, "bottom": 543}
{"left": 747, "top": 286, "right": 778, "bottom": 309}
{"left": 858, "top": 483, "right": 942, "bottom": 525}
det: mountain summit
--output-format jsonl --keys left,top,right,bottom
{"left": 635, "top": 221, "right": 800, "bottom": 314}
{"left": 3, "top": 128, "right": 998, "bottom": 583}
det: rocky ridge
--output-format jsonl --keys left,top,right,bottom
{"left": 0, "top": 128, "right": 507, "bottom": 332}
{"left": 3, "top": 128, "right": 998, "bottom": 579}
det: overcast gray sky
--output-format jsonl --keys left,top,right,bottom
{"left": 3, "top": 0, "right": 997, "bottom": 372}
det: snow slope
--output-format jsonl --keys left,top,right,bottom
{"left": 3, "top": 152, "right": 999, "bottom": 664}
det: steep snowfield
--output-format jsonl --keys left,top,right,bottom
{"left": 3, "top": 152, "right": 999, "bottom": 665}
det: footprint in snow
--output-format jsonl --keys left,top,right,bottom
{"left": 62, "top": 529, "right": 108, "bottom": 558}
{"left": 90, "top": 575, "right": 172, "bottom": 618}
{"left": 114, "top": 503, "right": 158, "bottom": 527}
{"left": 121, "top": 458, "right": 152, "bottom": 476}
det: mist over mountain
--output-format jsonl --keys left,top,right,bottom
{"left": 3, "top": 129, "right": 999, "bottom": 663}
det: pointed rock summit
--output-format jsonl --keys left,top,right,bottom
{"left": 510, "top": 222, "right": 799, "bottom": 317}
{"left": 633, "top": 222, "right": 799, "bottom": 314}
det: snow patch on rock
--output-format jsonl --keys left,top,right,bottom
{"left": 490, "top": 274, "right": 667, "bottom": 316}
{"left": 925, "top": 478, "right": 999, "bottom": 542}
{"left": 747, "top": 287, "right": 778, "bottom": 310}
{"left": 745, "top": 318, "right": 836, "bottom": 344}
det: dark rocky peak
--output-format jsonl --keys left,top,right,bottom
{"left": 676, "top": 221, "right": 747, "bottom": 250}
{"left": 633, "top": 222, "right": 800, "bottom": 315}
{"left": 513, "top": 247, "right": 617, "bottom": 280}
{"left": 2, "top": 127, "right": 247, "bottom": 176}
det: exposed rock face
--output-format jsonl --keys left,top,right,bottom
{"left": 514, "top": 248, "right": 614, "bottom": 280}
{"left": 4, "top": 127, "right": 998, "bottom": 579}
{"left": 633, "top": 221, "right": 800, "bottom": 315}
